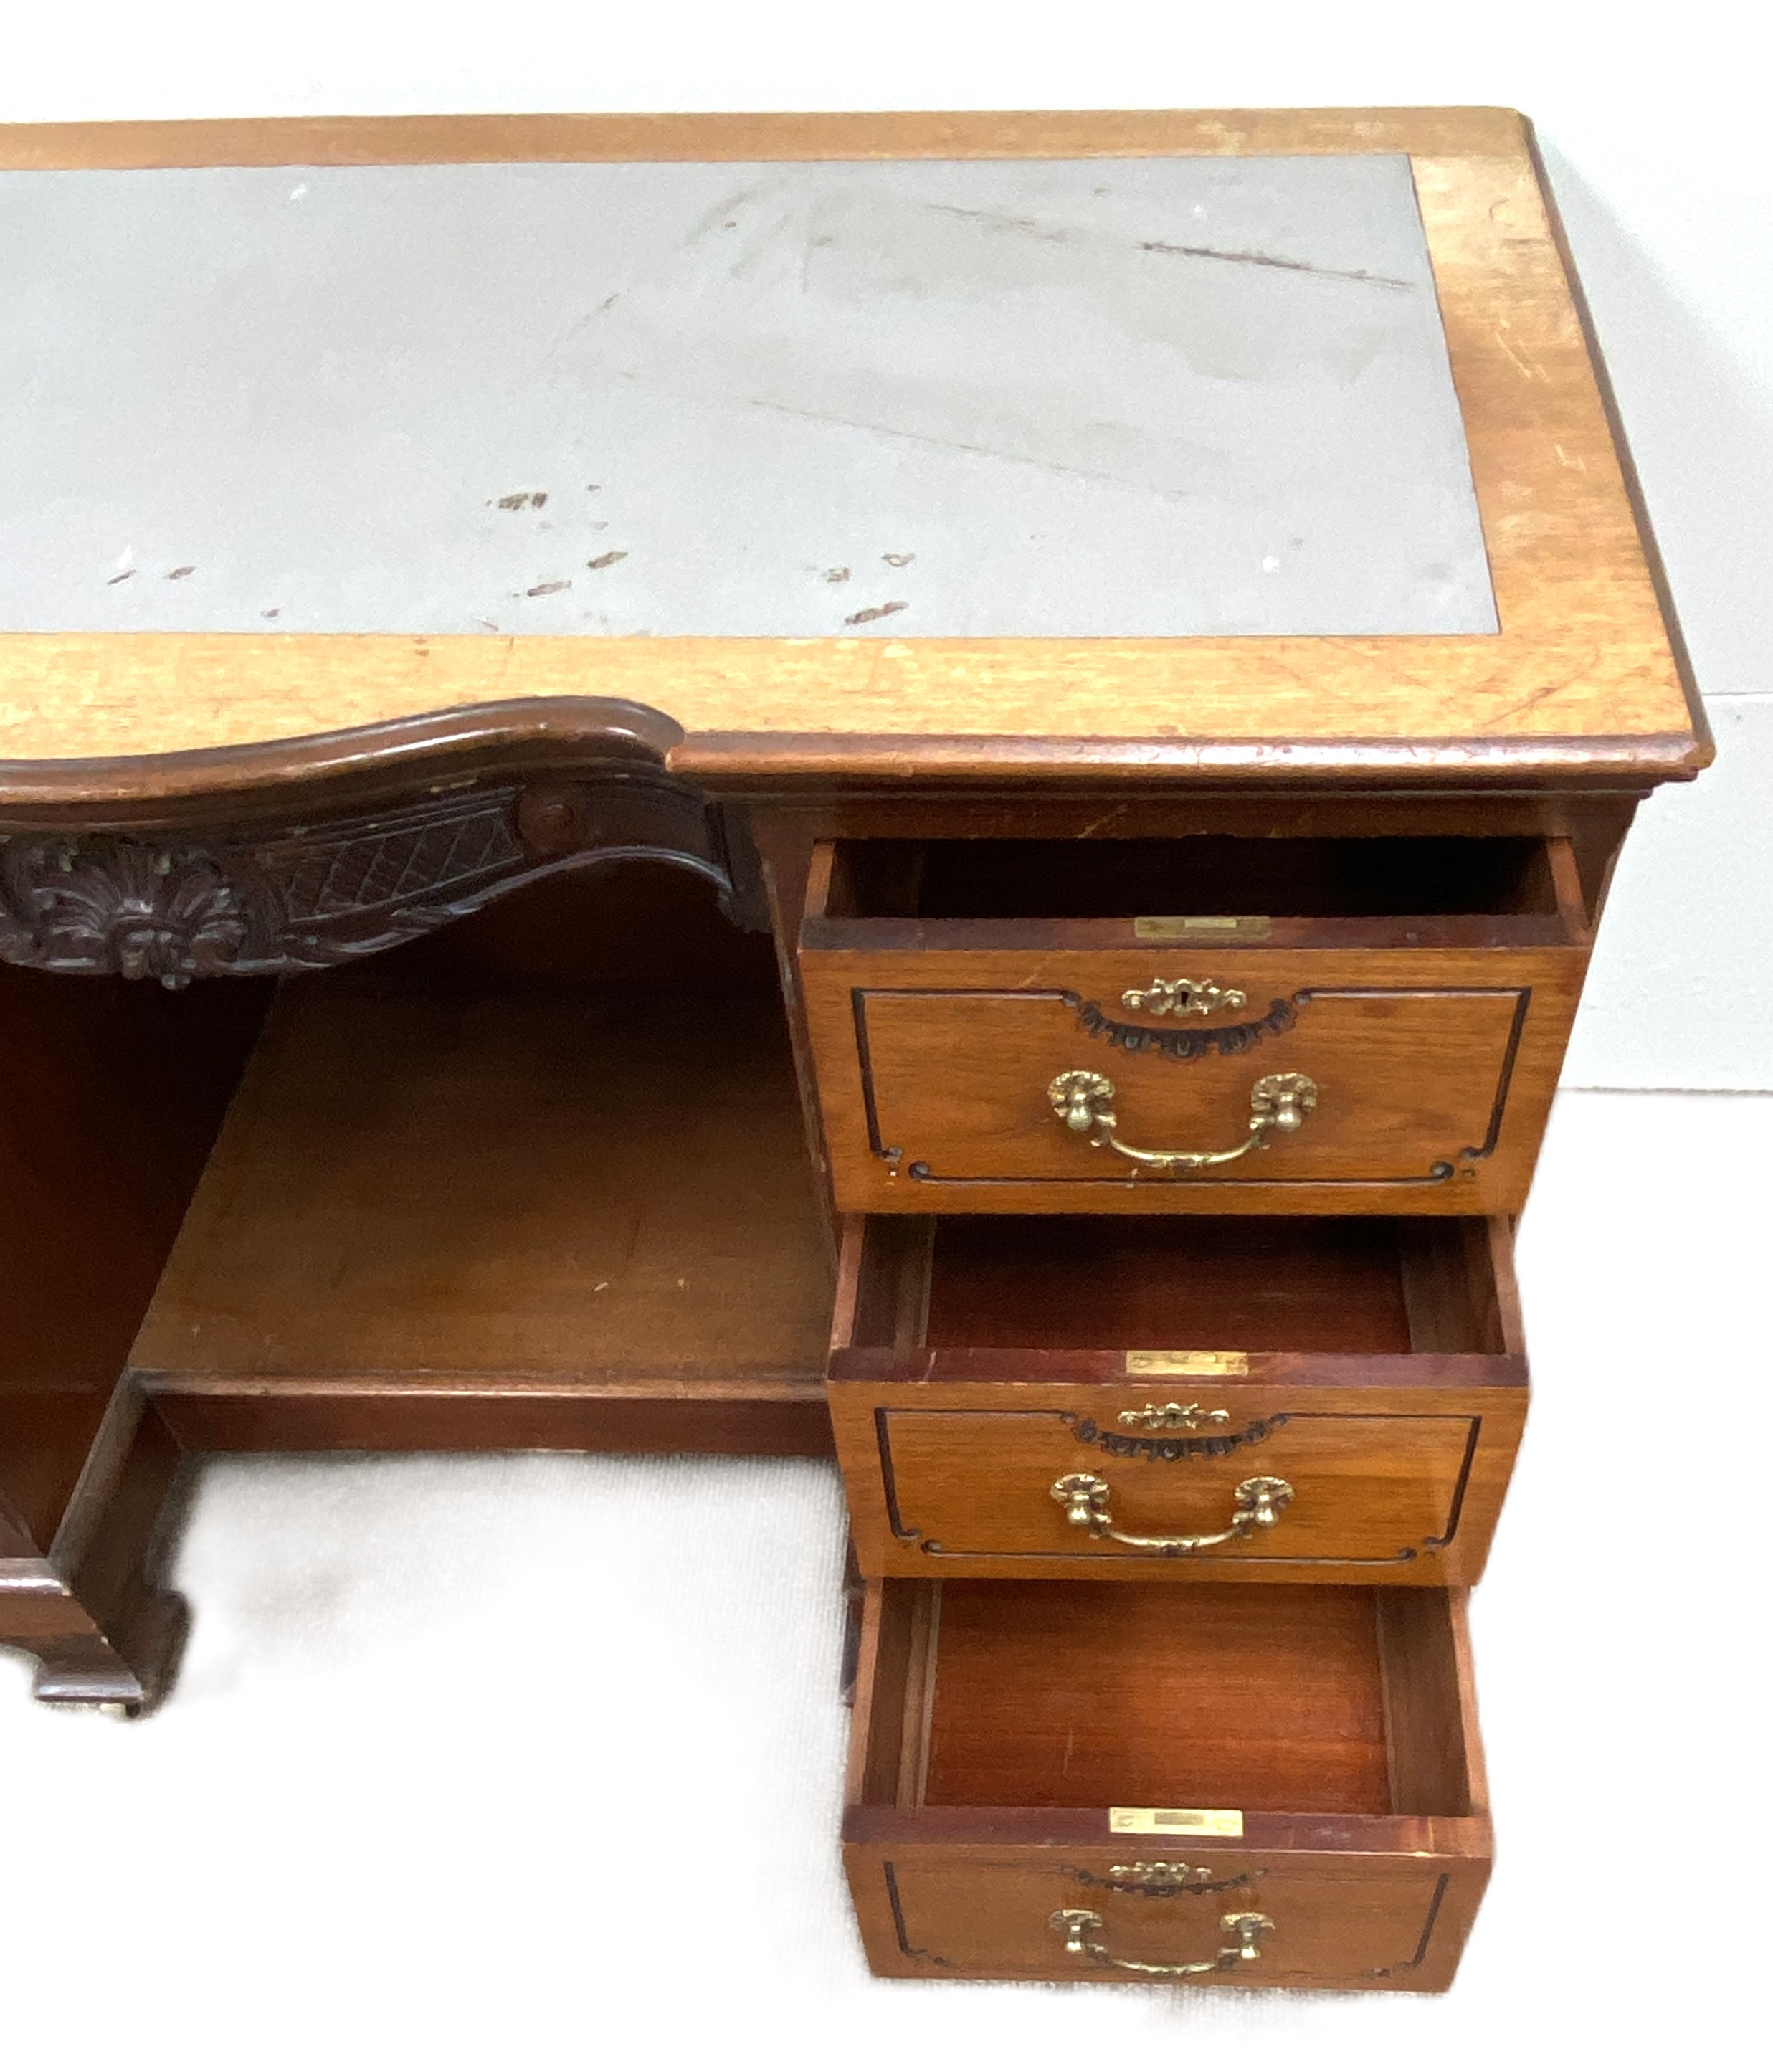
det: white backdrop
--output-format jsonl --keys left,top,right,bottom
{"left": 4, "top": 1092, "right": 1766, "bottom": 2072}
{"left": 3, "top": 0, "right": 1768, "bottom": 1085}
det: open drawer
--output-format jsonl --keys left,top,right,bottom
{"left": 830, "top": 1215, "right": 1526, "bottom": 1584}
{"left": 844, "top": 1578, "right": 1491, "bottom": 1990}
{"left": 798, "top": 833, "right": 1590, "bottom": 1215}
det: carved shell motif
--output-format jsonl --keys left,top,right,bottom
{"left": 0, "top": 840, "right": 260, "bottom": 987}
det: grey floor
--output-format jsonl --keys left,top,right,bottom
{"left": 2, "top": 1088, "right": 1764, "bottom": 2069}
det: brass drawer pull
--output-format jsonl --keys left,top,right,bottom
{"left": 1050, "top": 1473, "right": 1293, "bottom": 1551}
{"left": 1050, "top": 1907, "right": 1275, "bottom": 1976}
{"left": 1047, "top": 1070, "right": 1318, "bottom": 1172}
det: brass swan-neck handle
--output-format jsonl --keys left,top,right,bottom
{"left": 1047, "top": 1070, "right": 1318, "bottom": 1174}
{"left": 1050, "top": 1908, "right": 1275, "bottom": 1976}
{"left": 1050, "top": 1473, "right": 1293, "bottom": 1553}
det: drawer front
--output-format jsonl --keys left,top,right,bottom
{"left": 831, "top": 1372, "right": 1526, "bottom": 1584}
{"left": 846, "top": 1848, "right": 1486, "bottom": 1990}
{"left": 800, "top": 946, "right": 1582, "bottom": 1214}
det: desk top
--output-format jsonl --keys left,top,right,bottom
{"left": 0, "top": 110, "right": 1706, "bottom": 794}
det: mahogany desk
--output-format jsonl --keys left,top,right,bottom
{"left": 0, "top": 108, "right": 1706, "bottom": 1990}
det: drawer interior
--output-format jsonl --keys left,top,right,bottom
{"left": 845, "top": 1215, "right": 1516, "bottom": 1356}
{"left": 860, "top": 1579, "right": 1474, "bottom": 1819}
{"left": 824, "top": 835, "right": 1568, "bottom": 920}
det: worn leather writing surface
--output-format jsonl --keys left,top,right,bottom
{"left": 0, "top": 156, "right": 1493, "bottom": 640}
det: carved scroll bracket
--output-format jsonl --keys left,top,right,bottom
{"left": 0, "top": 771, "right": 766, "bottom": 985}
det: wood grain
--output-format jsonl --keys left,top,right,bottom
{"left": 129, "top": 877, "right": 833, "bottom": 1402}
{"left": 919, "top": 1582, "right": 1394, "bottom": 1813}
{"left": 145, "top": 1377, "right": 832, "bottom": 1458}
{"left": 0, "top": 958, "right": 265, "bottom": 1549}
{"left": 921, "top": 1215, "right": 1422, "bottom": 1350}
{"left": 1377, "top": 1589, "right": 1478, "bottom": 1816}
{"left": 838, "top": 1393, "right": 1523, "bottom": 1584}
{"left": 800, "top": 943, "right": 1584, "bottom": 1216}
{"left": 945, "top": 1212, "right": 1521, "bottom": 1349}
{"left": 0, "top": 108, "right": 1534, "bottom": 173}
{"left": 0, "top": 698, "right": 684, "bottom": 827}
{"left": 0, "top": 109, "right": 1703, "bottom": 787}
{"left": 771, "top": 792, "right": 1645, "bottom": 840}
{"left": 845, "top": 1846, "right": 1488, "bottom": 1987}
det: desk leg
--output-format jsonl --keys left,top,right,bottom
{"left": 0, "top": 1381, "right": 190, "bottom": 1714}
{"left": 0, "top": 959, "right": 267, "bottom": 1712}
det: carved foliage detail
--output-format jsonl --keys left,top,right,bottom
{"left": 0, "top": 838, "right": 270, "bottom": 987}
{"left": 0, "top": 772, "right": 755, "bottom": 985}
